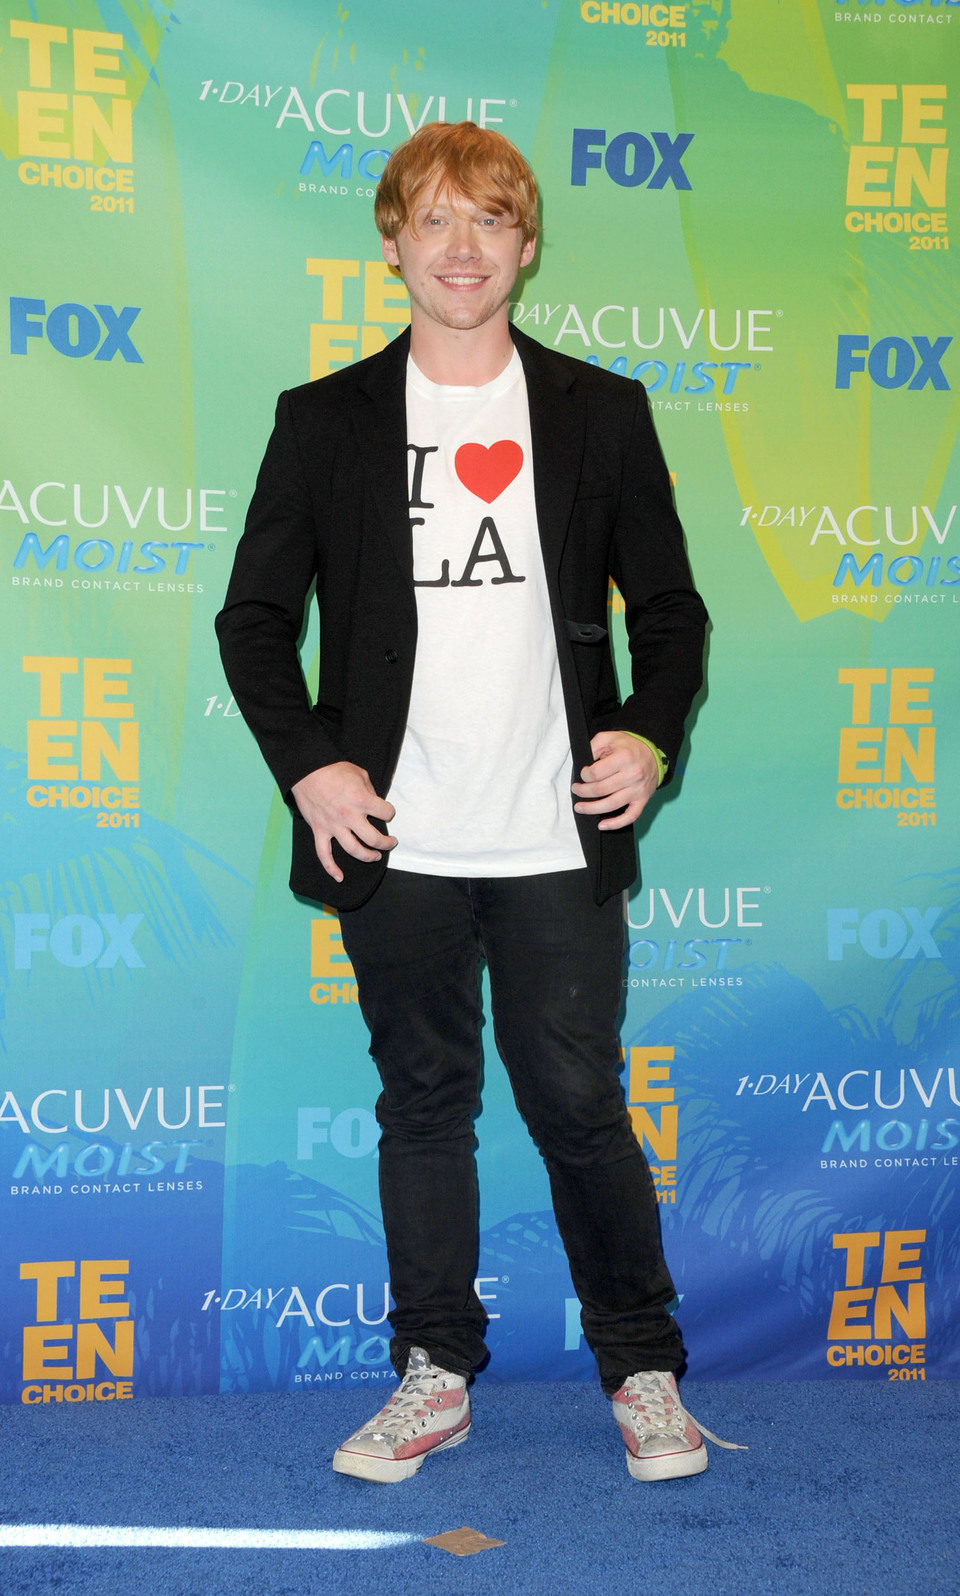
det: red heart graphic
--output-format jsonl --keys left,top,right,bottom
{"left": 454, "top": 440, "right": 524, "bottom": 503}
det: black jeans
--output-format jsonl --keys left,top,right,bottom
{"left": 338, "top": 866, "right": 683, "bottom": 1393}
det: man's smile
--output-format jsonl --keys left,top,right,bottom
{"left": 436, "top": 272, "right": 489, "bottom": 287}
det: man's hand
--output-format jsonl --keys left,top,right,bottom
{"left": 291, "top": 762, "right": 397, "bottom": 884}
{"left": 571, "top": 731, "right": 659, "bottom": 830}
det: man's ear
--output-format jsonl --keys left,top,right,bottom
{"left": 381, "top": 234, "right": 400, "bottom": 268}
{"left": 519, "top": 235, "right": 537, "bottom": 269}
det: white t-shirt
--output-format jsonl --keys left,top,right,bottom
{"left": 387, "top": 350, "right": 585, "bottom": 877}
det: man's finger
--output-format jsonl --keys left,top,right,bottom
{"left": 598, "top": 800, "right": 645, "bottom": 830}
{"left": 572, "top": 774, "right": 624, "bottom": 798}
{"left": 315, "top": 835, "right": 344, "bottom": 884}
{"left": 574, "top": 789, "right": 633, "bottom": 815}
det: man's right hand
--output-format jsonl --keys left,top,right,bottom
{"left": 291, "top": 763, "right": 397, "bottom": 884}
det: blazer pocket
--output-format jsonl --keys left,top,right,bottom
{"left": 574, "top": 479, "right": 616, "bottom": 501}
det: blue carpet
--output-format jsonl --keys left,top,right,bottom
{"left": 0, "top": 1379, "right": 957, "bottom": 1595}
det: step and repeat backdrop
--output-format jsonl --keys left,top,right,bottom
{"left": 2, "top": 0, "right": 958, "bottom": 1411}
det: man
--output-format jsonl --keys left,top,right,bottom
{"left": 217, "top": 121, "right": 711, "bottom": 1484}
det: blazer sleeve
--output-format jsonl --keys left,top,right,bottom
{"left": 598, "top": 380, "right": 708, "bottom": 778}
{"left": 215, "top": 391, "right": 345, "bottom": 795}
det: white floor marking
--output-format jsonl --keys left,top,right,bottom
{"left": 0, "top": 1524, "right": 419, "bottom": 1551}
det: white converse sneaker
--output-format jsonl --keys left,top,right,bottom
{"left": 332, "top": 1347, "right": 470, "bottom": 1483}
{"left": 612, "top": 1370, "right": 708, "bottom": 1481}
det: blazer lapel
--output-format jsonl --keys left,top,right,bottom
{"left": 355, "top": 328, "right": 414, "bottom": 588}
{"left": 512, "top": 325, "right": 587, "bottom": 576}
{"left": 511, "top": 326, "right": 595, "bottom": 773}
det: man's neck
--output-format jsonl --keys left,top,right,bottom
{"left": 408, "top": 316, "right": 516, "bottom": 386}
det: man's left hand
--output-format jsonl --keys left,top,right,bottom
{"left": 571, "top": 731, "right": 659, "bottom": 830}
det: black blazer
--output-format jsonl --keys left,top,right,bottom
{"left": 216, "top": 324, "right": 708, "bottom": 910}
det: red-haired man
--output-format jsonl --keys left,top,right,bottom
{"left": 217, "top": 121, "right": 711, "bottom": 1484}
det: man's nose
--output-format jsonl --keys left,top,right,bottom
{"left": 447, "top": 222, "right": 480, "bottom": 258}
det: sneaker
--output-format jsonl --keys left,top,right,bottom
{"left": 612, "top": 1370, "right": 708, "bottom": 1482}
{"left": 332, "top": 1347, "right": 470, "bottom": 1483}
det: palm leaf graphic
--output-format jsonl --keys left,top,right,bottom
{"left": 0, "top": 745, "right": 244, "bottom": 1033}
{"left": 629, "top": 871, "right": 960, "bottom": 1376}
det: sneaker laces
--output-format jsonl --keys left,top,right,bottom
{"left": 365, "top": 1358, "right": 464, "bottom": 1446}
{"left": 621, "top": 1372, "right": 747, "bottom": 1452}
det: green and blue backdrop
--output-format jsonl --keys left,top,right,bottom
{"left": 2, "top": 0, "right": 958, "bottom": 1409}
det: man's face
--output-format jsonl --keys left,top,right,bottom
{"left": 381, "top": 189, "right": 536, "bottom": 336}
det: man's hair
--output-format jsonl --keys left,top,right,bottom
{"left": 375, "top": 121, "right": 540, "bottom": 244}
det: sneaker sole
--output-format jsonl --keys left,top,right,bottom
{"left": 332, "top": 1421, "right": 471, "bottom": 1483}
{"left": 626, "top": 1441, "right": 708, "bottom": 1482}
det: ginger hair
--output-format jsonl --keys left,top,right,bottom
{"left": 375, "top": 121, "right": 540, "bottom": 244}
